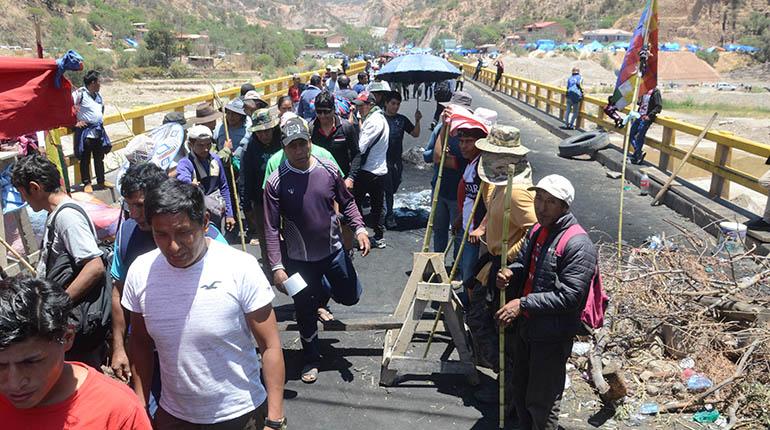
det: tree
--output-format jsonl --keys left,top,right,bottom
{"left": 145, "top": 26, "right": 179, "bottom": 68}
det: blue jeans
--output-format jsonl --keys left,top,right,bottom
{"left": 565, "top": 98, "right": 580, "bottom": 128}
{"left": 456, "top": 235, "right": 480, "bottom": 307}
{"left": 287, "top": 248, "right": 362, "bottom": 364}
{"left": 432, "top": 195, "right": 459, "bottom": 257}
{"left": 630, "top": 118, "right": 653, "bottom": 160}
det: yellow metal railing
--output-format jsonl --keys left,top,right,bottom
{"left": 452, "top": 60, "right": 770, "bottom": 199}
{"left": 51, "top": 62, "right": 366, "bottom": 184}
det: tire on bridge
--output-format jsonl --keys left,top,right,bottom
{"left": 558, "top": 132, "right": 610, "bottom": 158}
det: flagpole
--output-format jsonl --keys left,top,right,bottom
{"left": 617, "top": 0, "right": 655, "bottom": 261}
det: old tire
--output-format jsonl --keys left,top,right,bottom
{"left": 558, "top": 132, "right": 610, "bottom": 158}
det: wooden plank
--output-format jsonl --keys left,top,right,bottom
{"left": 710, "top": 143, "right": 732, "bottom": 199}
{"left": 279, "top": 316, "right": 403, "bottom": 332}
{"left": 415, "top": 282, "right": 451, "bottom": 302}
{"left": 387, "top": 356, "right": 476, "bottom": 375}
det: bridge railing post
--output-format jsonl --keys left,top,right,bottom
{"left": 525, "top": 82, "right": 532, "bottom": 105}
{"left": 659, "top": 127, "right": 675, "bottom": 172}
{"left": 577, "top": 100, "right": 586, "bottom": 129}
{"left": 546, "top": 89, "right": 553, "bottom": 115}
{"left": 558, "top": 93, "right": 566, "bottom": 121}
{"left": 709, "top": 142, "right": 732, "bottom": 199}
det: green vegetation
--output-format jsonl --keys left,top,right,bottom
{"left": 742, "top": 12, "right": 770, "bottom": 62}
{"left": 462, "top": 23, "right": 505, "bottom": 46}
{"left": 664, "top": 97, "right": 770, "bottom": 118}
{"left": 430, "top": 31, "right": 454, "bottom": 51}
{"left": 337, "top": 25, "right": 380, "bottom": 57}
{"left": 696, "top": 50, "right": 719, "bottom": 67}
{"left": 399, "top": 25, "right": 427, "bottom": 46}
{"left": 598, "top": 53, "right": 614, "bottom": 71}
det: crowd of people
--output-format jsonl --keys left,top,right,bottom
{"left": 0, "top": 62, "right": 605, "bottom": 430}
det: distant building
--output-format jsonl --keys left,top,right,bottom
{"left": 520, "top": 21, "right": 568, "bottom": 42}
{"left": 175, "top": 33, "right": 211, "bottom": 56}
{"left": 326, "top": 34, "right": 348, "bottom": 49}
{"left": 305, "top": 28, "right": 330, "bottom": 37}
{"left": 505, "top": 35, "right": 522, "bottom": 47}
{"left": 440, "top": 38, "right": 457, "bottom": 50}
{"left": 582, "top": 29, "right": 633, "bottom": 43}
{"left": 187, "top": 56, "right": 214, "bottom": 69}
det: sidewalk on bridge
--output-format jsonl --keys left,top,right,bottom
{"left": 464, "top": 78, "right": 770, "bottom": 255}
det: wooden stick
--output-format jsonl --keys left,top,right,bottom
{"left": 0, "top": 237, "right": 36, "bottom": 275}
{"left": 651, "top": 113, "right": 718, "bottom": 206}
{"left": 617, "top": 0, "right": 656, "bottom": 261}
{"left": 422, "top": 118, "right": 452, "bottom": 252}
{"left": 115, "top": 106, "right": 136, "bottom": 138}
{"left": 498, "top": 164, "right": 515, "bottom": 429}
{"left": 207, "top": 82, "right": 247, "bottom": 252}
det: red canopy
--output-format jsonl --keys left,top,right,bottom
{"left": 0, "top": 57, "right": 76, "bottom": 139}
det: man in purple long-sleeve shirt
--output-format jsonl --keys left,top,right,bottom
{"left": 176, "top": 125, "right": 235, "bottom": 232}
{"left": 264, "top": 117, "right": 370, "bottom": 383}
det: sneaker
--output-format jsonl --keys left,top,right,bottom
{"left": 745, "top": 218, "right": 770, "bottom": 232}
{"left": 371, "top": 238, "right": 386, "bottom": 249}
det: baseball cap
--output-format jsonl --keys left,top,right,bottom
{"left": 528, "top": 174, "right": 575, "bottom": 206}
{"left": 281, "top": 117, "right": 310, "bottom": 146}
{"left": 352, "top": 91, "right": 376, "bottom": 105}
{"left": 440, "top": 90, "right": 473, "bottom": 107}
{"left": 188, "top": 124, "right": 213, "bottom": 140}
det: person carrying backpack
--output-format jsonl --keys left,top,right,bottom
{"left": 564, "top": 67, "right": 584, "bottom": 130}
{"left": 495, "top": 174, "right": 600, "bottom": 430}
{"left": 11, "top": 154, "right": 108, "bottom": 368}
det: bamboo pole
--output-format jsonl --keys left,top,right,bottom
{"left": 498, "top": 164, "right": 515, "bottom": 429}
{"left": 617, "top": 0, "right": 655, "bottom": 261}
{"left": 207, "top": 82, "right": 247, "bottom": 252}
{"left": 422, "top": 118, "right": 452, "bottom": 252}
{"left": 651, "top": 113, "right": 718, "bottom": 206}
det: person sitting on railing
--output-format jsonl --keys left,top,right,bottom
{"left": 628, "top": 86, "right": 662, "bottom": 165}
{"left": 603, "top": 96, "right": 624, "bottom": 129}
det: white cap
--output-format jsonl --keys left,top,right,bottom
{"left": 528, "top": 174, "right": 575, "bottom": 206}
{"left": 188, "top": 124, "right": 213, "bottom": 140}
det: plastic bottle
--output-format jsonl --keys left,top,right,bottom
{"left": 639, "top": 402, "right": 659, "bottom": 415}
{"left": 640, "top": 173, "right": 650, "bottom": 196}
{"left": 687, "top": 374, "right": 713, "bottom": 392}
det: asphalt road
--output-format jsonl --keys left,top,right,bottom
{"left": 262, "top": 84, "right": 700, "bottom": 429}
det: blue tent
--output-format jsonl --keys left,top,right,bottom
{"left": 737, "top": 45, "right": 758, "bottom": 53}
{"left": 583, "top": 40, "right": 605, "bottom": 52}
{"left": 724, "top": 44, "right": 739, "bottom": 52}
{"left": 524, "top": 43, "right": 537, "bottom": 50}
{"left": 123, "top": 38, "right": 138, "bottom": 48}
{"left": 686, "top": 44, "right": 700, "bottom": 53}
{"left": 661, "top": 42, "right": 680, "bottom": 52}
{"left": 536, "top": 39, "right": 556, "bottom": 51}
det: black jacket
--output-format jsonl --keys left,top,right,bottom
{"left": 310, "top": 116, "right": 361, "bottom": 179}
{"left": 238, "top": 129, "right": 282, "bottom": 211}
{"left": 640, "top": 88, "right": 662, "bottom": 121}
{"left": 507, "top": 212, "right": 597, "bottom": 341}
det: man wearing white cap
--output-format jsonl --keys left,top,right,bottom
{"left": 495, "top": 174, "right": 598, "bottom": 430}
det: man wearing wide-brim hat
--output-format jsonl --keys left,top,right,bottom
{"left": 213, "top": 98, "right": 251, "bottom": 170}
{"left": 190, "top": 102, "right": 222, "bottom": 131}
{"left": 464, "top": 125, "right": 537, "bottom": 412}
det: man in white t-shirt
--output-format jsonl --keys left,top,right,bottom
{"left": 122, "top": 179, "right": 286, "bottom": 430}
{"left": 350, "top": 91, "right": 389, "bottom": 248}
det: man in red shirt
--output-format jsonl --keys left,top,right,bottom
{"left": 495, "top": 174, "right": 598, "bottom": 430}
{"left": 0, "top": 276, "right": 151, "bottom": 429}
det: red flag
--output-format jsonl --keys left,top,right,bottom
{"left": 0, "top": 57, "right": 76, "bottom": 139}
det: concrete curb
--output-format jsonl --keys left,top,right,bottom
{"left": 465, "top": 80, "right": 770, "bottom": 254}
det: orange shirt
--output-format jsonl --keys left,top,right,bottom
{"left": 0, "top": 362, "right": 151, "bottom": 430}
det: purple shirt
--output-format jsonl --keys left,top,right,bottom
{"left": 263, "top": 157, "right": 366, "bottom": 271}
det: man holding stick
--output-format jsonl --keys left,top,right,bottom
{"left": 496, "top": 174, "right": 597, "bottom": 430}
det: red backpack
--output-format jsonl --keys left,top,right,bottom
{"left": 529, "top": 223, "right": 608, "bottom": 330}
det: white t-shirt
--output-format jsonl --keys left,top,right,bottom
{"left": 358, "top": 109, "right": 389, "bottom": 176}
{"left": 121, "top": 239, "right": 275, "bottom": 424}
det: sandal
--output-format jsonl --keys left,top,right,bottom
{"left": 317, "top": 307, "right": 334, "bottom": 322}
{"left": 301, "top": 364, "right": 319, "bottom": 384}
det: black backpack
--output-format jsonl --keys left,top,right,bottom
{"left": 45, "top": 203, "right": 113, "bottom": 350}
{"left": 435, "top": 80, "right": 453, "bottom": 103}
